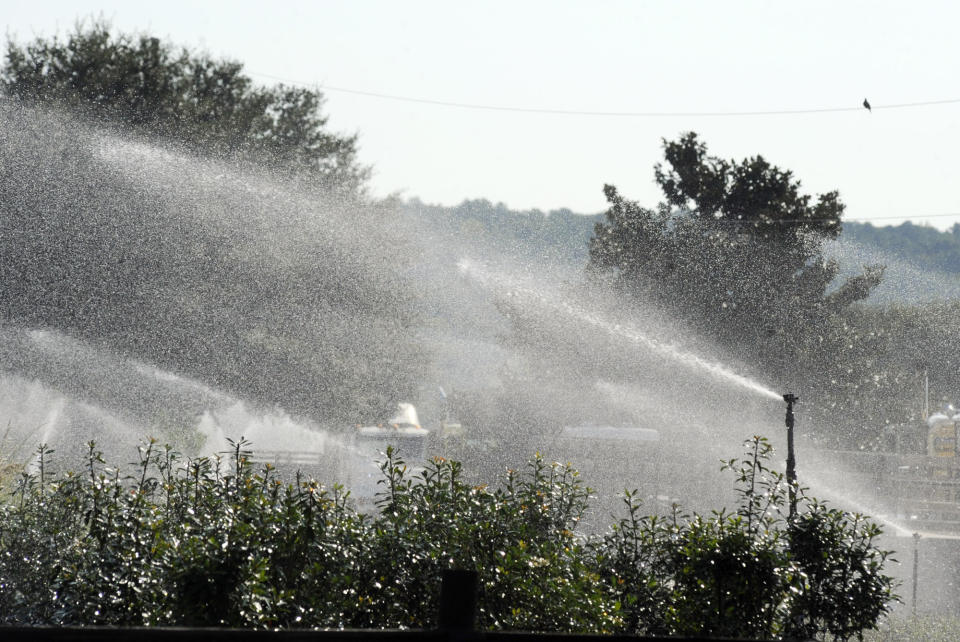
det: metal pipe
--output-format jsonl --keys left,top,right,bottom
{"left": 783, "top": 393, "right": 799, "bottom": 519}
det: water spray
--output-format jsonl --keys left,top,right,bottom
{"left": 912, "top": 532, "right": 921, "bottom": 615}
{"left": 783, "top": 393, "right": 798, "bottom": 519}
{"left": 458, "top": 258, "right": 782, "bottom": 401}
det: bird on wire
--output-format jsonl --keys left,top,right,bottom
{"left": 863, "top": 98, "right": 872, "bottom": 111}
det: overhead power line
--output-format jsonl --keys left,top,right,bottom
{"left": 249, "top": 71, "right": 960, "bottom": 117}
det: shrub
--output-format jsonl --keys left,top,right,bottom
{"left": 0, "top": 436, "right": 895, "bottom": 639}
{"left": 593, "top": 436, "right": 897, "bottom": 639}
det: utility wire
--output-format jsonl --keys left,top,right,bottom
{"left": 249, "top": 70, "right": 960, "bottom": 117}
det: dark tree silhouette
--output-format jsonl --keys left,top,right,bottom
{"left": 2, "top": 22, "right": 368, "bottom": 194}
{"left": 589, "top": 132, "right": 883, "bottom": 377}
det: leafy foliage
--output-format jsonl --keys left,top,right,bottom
{"left": 595, "top": 436, "right": 897, "bottom": 640}
{"left": 0, "top": 93, "right": 420, "bottom": 426}
{"left": 0, "top": 23, "right": 426, "bottom": 426}
{"left": 589, "top": 133, "right": 883, "bottom": 363}
{"left": 2, "top": 21, "right": 368, "bottom": 193}
{"left": 585, "top": 134, "right": 906, "bottom": 445}
{"left": 0, "top": 437, "right": 894, "bottom": 639}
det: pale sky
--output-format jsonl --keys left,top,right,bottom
{"left": 5, "top": 1, "right": 960, "bottom": 228}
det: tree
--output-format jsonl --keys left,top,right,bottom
{"left": 588, "top": 132, "right": 883, "bottom": 377}
{"left": 2, "top": 21, "right": 368, "bottom": 194}
{"left": 0, "top": 25, "right": 421, "bottom": 427}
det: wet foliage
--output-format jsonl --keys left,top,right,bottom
{"left": 0, "top": 22, "right": 427, "bottom": 428}
{"left": 0, "top": 100, "right": 422, "bottom": 426}
{"left": 582, "top": 133, "right": 960, "bottom": 446}
{"left": 2, "top": 21, "right": 368, "bottom": 193}
{"left": 597, "top": 436, "right": 896, "bottom": 640}
{"left": 0, "top": 437, "right": 894, "bottom": 639}
{"left": 588, "top": 133, "right": 880, "bottom": 356}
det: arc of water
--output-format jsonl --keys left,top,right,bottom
{"left": 458, "top": 259, "right": 781, "bottom": 401}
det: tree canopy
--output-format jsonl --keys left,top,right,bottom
{"left": 0, "top": 24, "right": 420, "bottom": 426}
{"left": 2, "top": 22, "right": 368, "bottom": 194}
{"left": 589, "top": 133, "right": 883, "bottom": 372}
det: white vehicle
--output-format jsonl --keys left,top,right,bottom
{"left": 248, "top": 402, "right": 430, "bottom": 509}
{"left": 353, "top": 403, "right": 430, "bottom": 460}
{"left": 343, "top": 403, "right": 431, "bottom": 505}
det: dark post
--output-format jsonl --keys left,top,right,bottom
{"left": 438, "top": 568, "right": 478, "bottom": 634}
{"left": 783, "top": 393, "right": 799, "bottom": 519}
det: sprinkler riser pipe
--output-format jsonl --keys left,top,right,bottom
{"left": 783, "top": 393, "right": 799, "bottom": 519}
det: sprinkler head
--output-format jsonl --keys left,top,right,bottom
{"left": 783, "top": 393, "right": 799, "bottom": 404}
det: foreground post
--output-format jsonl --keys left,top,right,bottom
{"left": 438, "top": 568, "right": 478, "bottom": 635}
{"left": 783, "top": 393, "right": 799, "bottom": 519}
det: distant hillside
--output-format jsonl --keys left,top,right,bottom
{"left": 403, "top": 198, "right": 602, "bottom": 267}
{"left": 844, "top": 221, "right": 960, "bottom": 275}
{"left": 408, "top": 200, "right": 960, "bottom": 303}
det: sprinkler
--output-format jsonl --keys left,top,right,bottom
{"left": 783, "top": 393, "right": 799, "bottom": 519}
